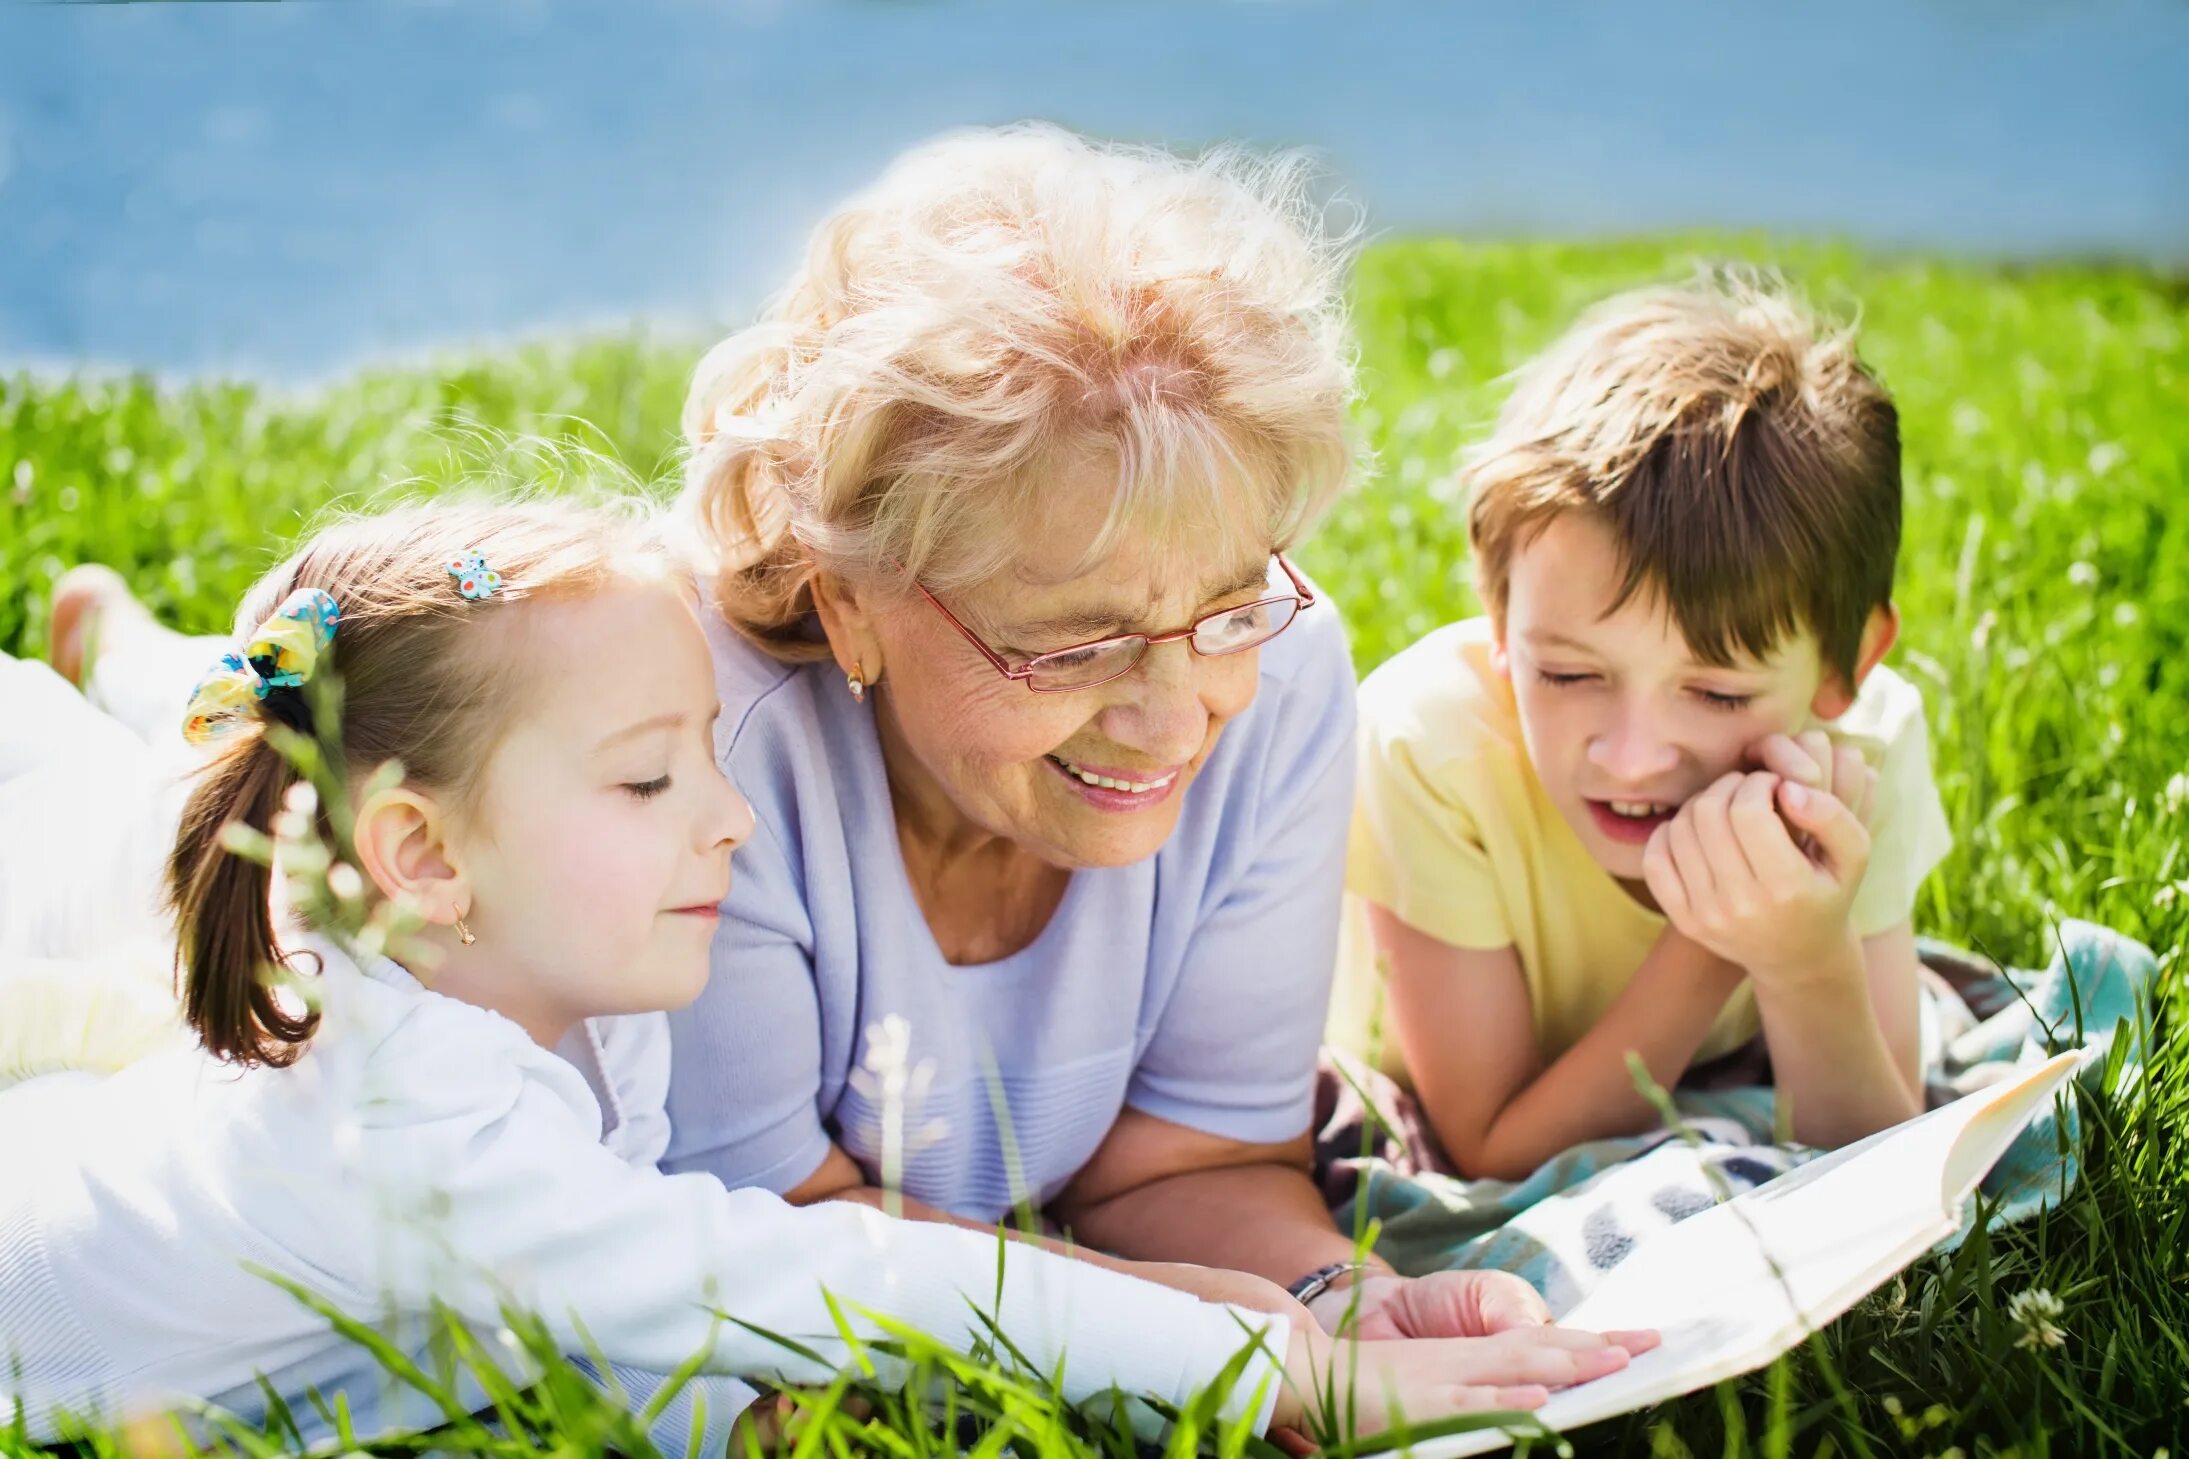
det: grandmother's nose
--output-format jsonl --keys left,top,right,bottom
{"left": 1101, "top": 639, "right": 1210, "bottom": 762}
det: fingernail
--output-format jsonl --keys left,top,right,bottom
{"left": 1783, "top": 783, "right": 1808, "bottom": 811}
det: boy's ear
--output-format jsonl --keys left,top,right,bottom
{"left": 352, "top": 786, "right": 467, "bottom": 928}
{"left": 810, "top": 568, "right": 887, "bottom": 687}
{"left": 1811, "top": 603, "right": 1901, "bottom": 719}
{"left": 1486, "top": 614, "right": 1512, "bottom": 679}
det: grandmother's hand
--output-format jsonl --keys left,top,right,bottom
{"left": 1307, "top": 1269, "right": 1552, "bottom": 1340}
{"left": 1295, "top": 1268, "right": 1558, "bottom": 1338}
{"left": 1131, "top": 1260, "right": 1314, "bottom": 1324}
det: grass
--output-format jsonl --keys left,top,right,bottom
{"left": 4, "top": 235, "right": 2185, "bottom": 1456}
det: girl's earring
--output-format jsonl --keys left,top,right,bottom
{"left": 455, "top": 914, "right": 476, "bottom": 947}
{"left": 846, "top": 670, "right": 866, "bottom": 703}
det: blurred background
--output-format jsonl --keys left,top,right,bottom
{"left": 3, "top": 0, "right": 2184, "bottom": 378}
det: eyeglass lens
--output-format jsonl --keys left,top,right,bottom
{"left": 1025, "top": 597, "right": 1300, "bottom": 691}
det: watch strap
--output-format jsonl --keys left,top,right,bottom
{"left": 1285, "top": 1260, "right": 1370, "bottom": 1305}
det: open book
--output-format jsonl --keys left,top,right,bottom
{"left": 1407, "top": 1050, "right": 2082, "bottom": 1458}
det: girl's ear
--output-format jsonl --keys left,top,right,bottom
{"left": 352, "top": 785, "right": 467, "bottom": 929}
{"left": 809, "top": 568, "right": 886, "bottom": 686}
{"left": 1811, "top": 603, "right": 1901, "bottom": 719}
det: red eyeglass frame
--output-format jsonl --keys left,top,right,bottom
{"left": 909, "top": 553, "right": 1317, "bottom": 694}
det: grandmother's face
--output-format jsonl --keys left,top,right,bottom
{"left": 862, "top": 487, "right": 1277, "bottom": 870}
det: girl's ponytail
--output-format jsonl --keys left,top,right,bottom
{"left": 168, "top": 734, "right": 319, "bottom": 1067}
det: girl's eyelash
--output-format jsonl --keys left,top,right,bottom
{"left": 1537, "top": 669, "right": 1595, "bottom": 687}
{"left": 623, "top": 775, "right": 672, "bottom": 801}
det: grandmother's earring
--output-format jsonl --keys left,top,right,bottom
{"left": 455, "top": 914, "right": 476, "bottom": 946}
{"left": 846, "top": 671, "right": 866, "bottom": 703}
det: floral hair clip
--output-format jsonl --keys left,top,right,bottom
{"left": 182, "top": 587, "right": 342, "bottom": 745}
{"left": 447, "top": 550, "right": 502, "bottom": 602}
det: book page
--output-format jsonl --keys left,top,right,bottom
{"left": 1404, "top": 1052, "right": 2079, "bottom": 1458}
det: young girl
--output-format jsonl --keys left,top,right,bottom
{"left": 0, "top": 500, "right": 1647, "bottom": 1453}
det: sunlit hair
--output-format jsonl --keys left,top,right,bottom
{"left": 1465, "top": 270, "right": 1901, "bottom": 682}
{"left": 679, "top": 122, "right": 1362, "bottom": 661}
{"left": 170, "top": 490, "right": 676, "bottom": 1068}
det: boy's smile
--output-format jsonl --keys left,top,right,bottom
{"left": 1587, "top": 798, "right": 1680, "bottom": 844}
{"left": 1489, "top": 514, "right": 1855, "bottom": 898}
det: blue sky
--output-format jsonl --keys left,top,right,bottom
{"left": 2, "top": 0, "right": 2182, "bottom": 377}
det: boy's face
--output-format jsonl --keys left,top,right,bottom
{"left": 1491, "top": 513, "right": 1856, "bottom": 890}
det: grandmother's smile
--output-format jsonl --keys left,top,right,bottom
{"left": 1044, "top": 752, "right": 1185, "bottom": 811}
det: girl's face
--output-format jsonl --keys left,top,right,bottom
{"left": 448, "top": 580, "right": 753, "bottom": 1040}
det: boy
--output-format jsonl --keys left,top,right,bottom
{"left": 1336, "top": 274, "right": 1951, "bottom": 1179}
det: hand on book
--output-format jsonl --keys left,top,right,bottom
{"left": 1307, "top": 1269, "right": 1548, "bottom": 1341}
{"left": 1270, "top": 1318, "right": 1660, "bottom": 1442}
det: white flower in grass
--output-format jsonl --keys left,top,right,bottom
{"left": 326, "top": 861, "right": 366, "bottom": 906}
{"left": 2008, "top": 1287, "right": 2067, "bottom": 1350}
{"left": 276, "top": 779, "right": 320, "bottom": 835}
{"left": 849, "top": 1016, "right": 948, "bottom": 1212}
{"left": 852, "top": 1015, "right": 932, "bottom": 1113}
{"left": 2163, "top": 772, "right": 2189, "bottom": 815}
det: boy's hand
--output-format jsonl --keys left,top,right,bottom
{"left": 1642, "top": 769, "right": 1871, "bottom": 982}
{"left": 1746, "top": 729, "right": 1879, "bottom": 828}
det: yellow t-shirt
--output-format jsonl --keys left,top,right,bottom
{"left": 1331, "top": 617, "right": 1954, "bottom": 1077}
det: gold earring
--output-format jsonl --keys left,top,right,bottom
{"left": 846, "top": 670, "right": 866, "bottom": 703}
{"left": 455, "top": 914, "right": 476, "bottom": 946}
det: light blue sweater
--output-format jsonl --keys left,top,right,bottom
{"left": 664, "top": 592, "right": 1357, "bottom": 1221}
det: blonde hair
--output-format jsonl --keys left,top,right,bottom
{"left": 1465, "top": 270, "right": 1901, "bottom": 681}
{"left": 172, "top": 496, "right": 675, "bottom": 1067}
{"left": 680, "top": 123, "right": 1361, "bottom": 660}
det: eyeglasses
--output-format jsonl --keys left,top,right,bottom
{"left": 911, "top": 554, "right": 1317, "bottom": 694}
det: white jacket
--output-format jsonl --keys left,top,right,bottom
{"left": 0, "top": 937, "right": 1287, "bottom": 1447}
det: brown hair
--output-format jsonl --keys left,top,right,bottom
{"left": 169, "top": 497, "right": 670, "bottom": 1067}
{"left": 679, "top": 123, "right": 1360, "bottom": 662}
{"left": 1464, "top": 271, "right": 1901, "bottom": 682}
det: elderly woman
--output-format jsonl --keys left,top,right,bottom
{"left": 664, "top": 126, "right": 1478, "bottom": 1338}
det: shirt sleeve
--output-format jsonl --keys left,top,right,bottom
{"left": 1123, "top": 609, "right": 1354, "bottom": 1145}
{"left": 661, "top": 736, "right": 836, "bottom": 1194}
{"left": 356, "top": 1033, "right": 1290, "bottom": 1432}
{"left": 1346, "top": 692, "right": 1513, "bottom": 952}
{"left": 1848, "top": 678, "right": 1955, "bottom": 937}
{"left": 590, "top": 1012, "right": 674, "bottom": 1170}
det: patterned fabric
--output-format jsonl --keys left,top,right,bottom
{"left": 1316, "top": 921, "right": 2155, "bottom": 1316}
{"left": 180, "top": 587, "right": 342, "bottom": 744}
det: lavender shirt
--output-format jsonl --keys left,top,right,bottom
{"left": 662, "top": 587, "right": 1355, "bottom": 1222}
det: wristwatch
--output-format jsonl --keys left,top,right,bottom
{"left": 1286, "top": 1260, "right": 1373, "bottom": 1305}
